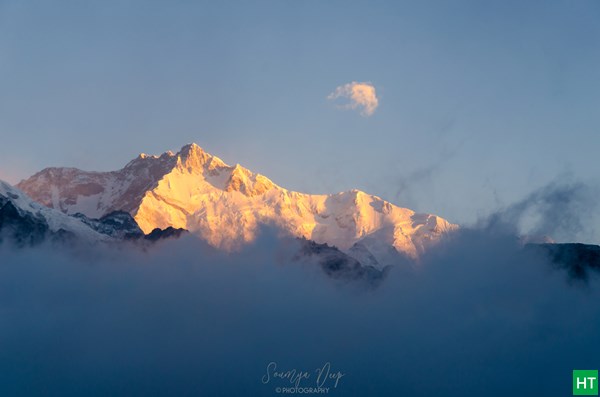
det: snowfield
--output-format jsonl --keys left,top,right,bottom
{"left": 18, "top": 143, "right": 458, "bottom": 267}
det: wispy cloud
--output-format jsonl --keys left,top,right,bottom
{"left": 327, "top": 81, "right": 379, "bottom": 117}
{"left": 482, "top": 180, "right": 599, "bottom": 242}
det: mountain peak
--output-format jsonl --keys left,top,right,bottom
{"left": 224, "top": 164, "right": 276, "bottom": 196}
{"left": 179, "top": 142, "right": 203, "bottom": 154}
{"left": 17, "top": 144, "right": 458, "bottom": 259}
{"left": 176, "top": 143, "right": 227, "bottom": 172}
{"left": 230, "top": 163, "right": 251, "bottom": 177}
{"left": 125, "top": 149, "right": 177, "bottom": 170}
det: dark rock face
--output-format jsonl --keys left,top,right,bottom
{"left": 528, "top": 243, "right": 600, "bottom": 281}
{"left": 72, "top": 211, "right": 189, "bottom": 242}
{"left": 142, "top": 227, "right": 188, "bottom": 242}
{"left": 74, "top": 211, "right": 144, "bottom": 239}
{"left": 0, "top": 199, "right": 49, "bottom": 246}
{"left": 295, "top": 238, "right": 388, "bottom": 287}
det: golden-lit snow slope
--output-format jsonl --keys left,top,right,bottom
{"left": 19, "top": 143, "right": 457, "bottom": 257}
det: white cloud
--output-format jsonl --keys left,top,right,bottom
{"left": 327, "top": 81, "right": 379, "bottom": 117}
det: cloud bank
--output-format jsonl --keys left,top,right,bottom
{"left": 0, "top": 221, "right": 599, "bottom": 396}
{"left": 327, "top": 82, "right": 379, "bottom": 117}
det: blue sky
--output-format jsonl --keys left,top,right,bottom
{"left": 1, "top": 0, "right": 599, "bottom": 231}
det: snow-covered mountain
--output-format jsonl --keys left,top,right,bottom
{"left": 18, "top": 143, "right": 457, "bottom": 266}
{"left": 0, "top": 180, "right": 188, "bottom": 246}
{"left": 0, "top": 180, "right": 112, "bottom": 244}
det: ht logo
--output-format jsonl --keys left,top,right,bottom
{"left": 573, "top": 370, "right": 598, "bottom": 396}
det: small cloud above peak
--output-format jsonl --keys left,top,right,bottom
{"left": 327, "top": 81, "right": 379, "bottom": 117}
